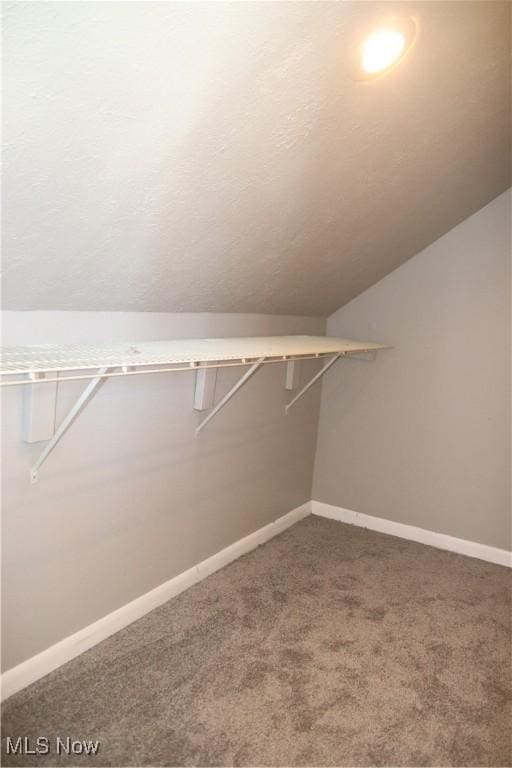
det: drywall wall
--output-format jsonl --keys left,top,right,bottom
{"left": 3, "top": 1, "right": 511, "bottom": 316}
{"left": 313, "top": 190, "right": 511, "bottom": 550}
{"left": 1, "top": 311, "right": 324, "bottom": 671}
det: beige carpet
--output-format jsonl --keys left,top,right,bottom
{"left": 2, "top": 515, "right": 511, "bottom": 767}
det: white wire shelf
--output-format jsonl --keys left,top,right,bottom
{"left": 0, "top": 336, "right": 389, "bottom": 385}
{"left": 1, "top": 335, "right": 390, "bottom": 482}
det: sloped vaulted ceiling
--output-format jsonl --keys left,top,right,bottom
{"left": 3, "top": 1, "right": 511, "bottom": 317}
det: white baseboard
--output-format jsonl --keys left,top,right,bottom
{"left": 1, "top": 502, "right": 310, "bottom": 702}
{"left": 4, "top": 498, "right": 508, "bottom": 701}
{"left": 312, "top": 501, "right": 512, "bottom": 568}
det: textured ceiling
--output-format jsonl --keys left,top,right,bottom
{"left": 3, "top": 1, "right": 511, "bottom": 317}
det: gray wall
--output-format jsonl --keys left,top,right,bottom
{"left": 313, "top": 190, "right": 511, "bottom": 551}
{"left": 2, "top": 311, "right": 324, "bottom": 671}
{"left": 3, "top": 190, "right": 510, "bottom": 673}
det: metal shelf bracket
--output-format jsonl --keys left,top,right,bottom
{"left": 285, "top": 354, "right": 342, "bottom": 412}
{"left": 30, "top": 367, "right": 108, "bottom": 483}
{"left": 195, "top": 358, "right": 264, "bottom": 436}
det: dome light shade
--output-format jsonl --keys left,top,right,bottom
{"left": 351, "top": 17, "right": 416, "bottom": 80}
{"left": 361, "top": 29, "right": 406, "bottom": 74}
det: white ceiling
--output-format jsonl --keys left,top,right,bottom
{"left": 3, "top": 1, "right": 511, "bottom": 317}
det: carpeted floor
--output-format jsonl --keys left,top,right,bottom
{"left": 2, "top": 516, "right": 511, "bottom": 767}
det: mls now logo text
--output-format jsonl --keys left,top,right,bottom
{"left": 5, "top": 736, "right": 101, "bottom": 756}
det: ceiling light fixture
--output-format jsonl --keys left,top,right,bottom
{"left": 351, "top": 17, "right": 416, "bottom": 80}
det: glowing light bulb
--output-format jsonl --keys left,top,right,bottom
{"left": 361, "top": 28, "right": 406, "bottom": 74}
